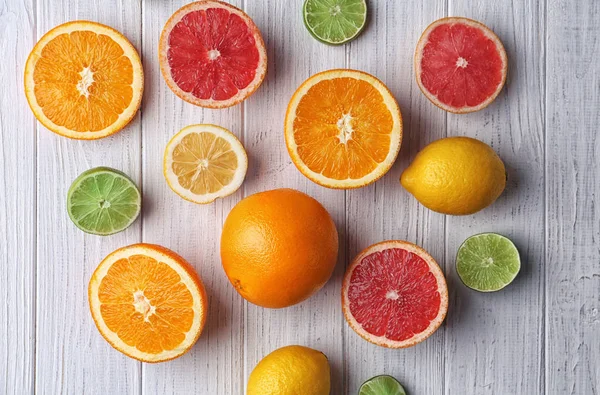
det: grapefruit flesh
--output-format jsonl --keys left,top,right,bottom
{"left": 342, "top": 241, "right": 448, "bottom": 348}
{"left": 159, "top": 1, "right": 267, "bottom": 108}
{"left": 415, "top": 17, "right": 507, "bottom": 113}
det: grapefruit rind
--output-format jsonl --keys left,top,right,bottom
{"left": 24, "top": 21, "right": 144, "bottom": 140}
{"left": 158, "top": 0, "right": 267, "bottom": 109}
{"left": 88, "top": 243, "right": 207, "bottom": 363}
{"left": 163, "top": 124, "right": 248, "bottom": 204}
{"left": 285, "top": 69, "right": 403, "bottom": 189}
{"left": 414, "top": 17, "right": 508, "bottom": 114}
{"left": 342, "top": 240, "right": 448, "bottom": 348}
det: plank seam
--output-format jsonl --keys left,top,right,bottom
{"left": 33, "top": 0, "right": 39, "bottom": 392}
{"left": 542, "top": 0, "right": 548, "bottom": 392}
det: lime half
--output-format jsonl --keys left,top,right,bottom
{"left": 303, "top": 0, "right": 367, "bottom": 45}
{"left": 359, "top": 375, "right": 406, "bottom": 395}
{"left": 456, "top": 233, "right": 520, "bottom": 292}
{"left": 67, "top": 167, "right": 141, "bottom": 235}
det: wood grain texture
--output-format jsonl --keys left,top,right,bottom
{"left": 546, "top": 0, "right": 600, "bottom": 393}
{"left": 1, "top": 0, "right": 36, "bottom": 393}
{"left": 34, "top": 1, "right": 143, "bottom": 393}
{"left": 345, "top": 1, "right": 447, "bottom": 394}
{"left": 3, "top": 0, "right": 600, "bottom": 393}
{"left": 444, "top": 0, "right": 546, "bottom": 394}
{"left": 140, "top": 1, "right": 244, "bottom": 394}
{"left": 242, "top": 1, "right": 346, "bottom": 393}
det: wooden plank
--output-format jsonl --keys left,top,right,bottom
{"left": 139, "top": 1, "right": 244, "bottom": 394}
{"left": 345, "top": 1, "right": 447, "bottom": 394}
{"left": 0, "top": 0, "right": 36, "bottom": 393}
{"left": 242, "top": 1, "right": 346, "bottom": 393}
{"left": 546, "top": 0, "right": 600, "bottom": 393}
{"left": 34, "top": 1, "right": 143, "bottom": 393}
{"left": 444, "top": 1, "right": 545, "bottom": 394}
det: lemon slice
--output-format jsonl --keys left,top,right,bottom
{"left": 164, "top": 124, "right": 248, "bottom": 204}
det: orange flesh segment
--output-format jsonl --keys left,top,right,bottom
{"left": 32, "top": 31, "right": 134, "bottom": 132}
{"left": 97, "top": 255, "right": 194, "bottom": 354}
{"left": 293, "top": 77, "right": 394, "bottom": 180}
{"left": 171, "top": 132, "right": 238, "bottom": 195}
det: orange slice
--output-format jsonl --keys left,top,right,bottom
{"left": 88, "top": 244, "right": 207, "bottom": 362}
{"left": 24, "top": 21, "right": 143, "bottom": 139}
{"left": 285, "top": 69, "right": 402, "bottom": 189}
{"left": 164, "top": 124, "right": 248, "bottom": 204}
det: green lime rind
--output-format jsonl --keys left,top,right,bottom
{"left": 67, "top": 167, "right": 141, "bottom": 236}
{"left": 456, "top": 233, "right": 521, "bottom": 292}
{"left": 359, "top": 375, "right": 407, "bottom": 395}
{"left": 303, "top": 0, "right": 367, "bottom": 45}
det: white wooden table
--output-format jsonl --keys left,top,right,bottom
{"left": 2, "top": 0, "right": 599, "bottom": 393}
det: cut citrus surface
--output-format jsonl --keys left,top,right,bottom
{"left": 89, "top": 244, "right": 208, "bottom": 363}
{"left": 359, "top": 375, "right": 406, "bottom": 395}
{"left": 456, "top": 233, "right": 520, "bottom": 292}
{"left": 159, "top": 0, "right": 267, "bottom": 108}
{"left": 67, "top": 167, "right": 141, "bottom": 236}
{"left": 342, "top": 240, "right": 448, "bottom": 348}
{"left": 24, "top": 21, "right": 143, "bottom": 139}
{"left": 415, "top": 17, "right": 508, "bottom": 113}
{"left": 303, "top": 0, "right": 367, "bottom": 45}
{"left": 164, "top": 124, "right": 248, "bottom": 204}
{"left": 285, "top": 69, "right": 402, "bottom": 189}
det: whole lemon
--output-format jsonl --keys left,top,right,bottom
{"left": 247, "top": 345, "right": 331, "bottom": 395}
{"left": 221, "top": 188, "right": 338, "bottom": 308}
{"left": 401, "top": 137, "right": 506, "bottom": 215}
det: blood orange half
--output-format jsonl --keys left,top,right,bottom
{"left": 159, "top": 1, "right": 267, "bottom": 108}
{"left": 415, "top": 17, "right": 508, "bottom": 114}
{"left": 342, "top": 240, "right": 448, "bottom": 348}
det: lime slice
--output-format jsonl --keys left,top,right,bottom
{"left": 303, "top": 0, "right": 367, "bottom": 45}
{"left": 359, "top": 375, "right": 406, "bottom": 395}
{"left": 456, "top": 233, "right": 521, "bottom": 292}
{"left": 67, "top": 167, "right": 141, "bottom": 236}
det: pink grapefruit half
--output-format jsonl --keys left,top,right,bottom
{"left": 159, "top": 0, "right": 267, "bottom": 108}
{"left": 415, "top": 17, "right": 508, "bottom": 113}
{"left": 342, "top": 240, "right": 448, "bottom": 348}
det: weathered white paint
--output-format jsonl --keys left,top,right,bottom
{"left": 2, "top": 0, "right": 599, "bottom": 393}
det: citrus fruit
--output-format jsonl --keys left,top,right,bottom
{"left": 456, "top": 233, "right": 521, "bottom": 292}
{"left": 401, "top": 136, "right": 506, "bottom": 215}
{"left": 221, "top": 188, "right": 338, "bottom": 308}
{"left": 247, "top": 345, "right": 330, "bottom": 395}
{"left": 285, "top": 69, "right": 402, "bottom": 189}
{"left": 159, "top": 0, "right": 267, "bottom": 108}
{"left": 164, "top": 124, "right": 247, "bottom": 204}
{"left": 24, "top": 21, "right": 143, "bottom": 139}
{"left": 67, "top": 167, "right": 141, "bottom": 236}
{"left": 359, "top": 375, "right": 407, "bottom": 395}
{"left": 342, "top": 240, "right": 448, "bottom": 348}
{"left": 88, "top": 243, "right": 208, "bottom": 363}
{"left": 415, "top": 17, "right": 508, "bottom": 113}
{"left": 303, "top": 0, "right": 367, "bottom": 45}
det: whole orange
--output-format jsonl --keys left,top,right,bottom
{"left": 221, "top": 188, "right": 339, "bottom": 308}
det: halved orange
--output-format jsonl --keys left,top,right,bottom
{"left": 285, "top": 69, "right": 402, "bottom": 189}
{"left": 24, "top": 21, "right": 143, "bottom": 139}
{"left": 89, "top": 244, "right": 207, "bottom": 363}
{"left": 164, "top": 124, "right": 248, "bottom": 204}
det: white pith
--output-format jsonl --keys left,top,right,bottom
{"left": 76, "top": 67, "right": 95, "bottom": 98}
{"left": 285, "top": 70, "right": 403, "bottom": 189}
{"left": 414, "top": 17, "right": 508, "bottom": 114}
{"left": 336, "top": 113, "right": 354, "bottom": 144}
{"left": 164, "top": 124, "right": 248, "bottom": 204}
{"left": 89, "top": 245, "right": 206, "bottom": 362}
{"left": 342, "top": 241, "right": 449, "bottom": 348}
{"left": 24, "top": 21, "right": 144, "bottom": 139}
